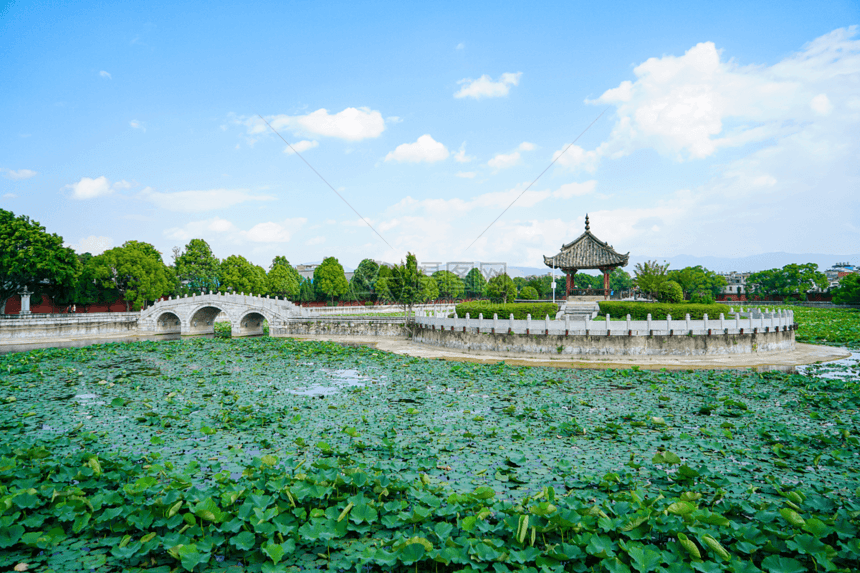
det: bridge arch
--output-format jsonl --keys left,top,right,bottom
{"left": 155, "top": 311, "right": 182, "bottom": 334}
{"left": 235, "top": 309, "right": 270, "bottom": 337}
{"left": 188, "top": 304, "right": 226, "bottom": 336}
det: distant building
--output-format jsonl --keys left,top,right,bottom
{"left": 719, "top": 271, "right": 750, "bottom": 298}
{"left": 825, "top": 262, "right": 858, "bottom": 289}
{"left": 295, "top": 262, "right": 321, "bottom": 280}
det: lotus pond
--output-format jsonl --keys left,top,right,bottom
{"left": 1, "top": 336, "right": 859, "bottom": 572}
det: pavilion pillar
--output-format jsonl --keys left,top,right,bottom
{"left": 565, "top": 270, "right": 576, "bottom": 299}
{"left": 602, "top": 269, "right": 611, "bottom": 300}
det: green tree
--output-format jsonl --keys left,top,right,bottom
{"left": 89, "top": 242, "right": 174, "bottom": 311}
{"left": 388, "top": 253, "right": 423, "bottom": 317}
{"left": 519, "top": 285, "right": 539, "bottom": 300}
{"left": 667, "top": 265, "right": 727, "bottom": 300}
{"left": 833, "top": 274, "right": 860, "bottom": 305}
{"left": 633, "top": 260, "right": 669, "bottom": 300}
{"left": 525, "top": 275, "right": 552, "bottom": 298}
{"left": 268, "top": 265, "right": 300, "bottom": 299}
{"left": 420, "top": 275, "right": 439, "bottom": 302}
{"left": 464, "top": 268, "right": 487, "bottom": 298}
{"left": 575, "top": 273, "right": 604, "bottom": 289}
{"left": 609, "top": 268, "right": 633, "bottom": 291}
{"left": 486, "top": 273, "right": 517, "bottom": 303}
{"left": 51, "top": 252, "right": 119, "bottom": 312}
{"left": 374, "top": 266, "right": 394, "bottom": 303}
{"left": 746, "top": 263, "right": 828, "bottom": 301}
{"left": 220, "top": 255, "right": 268, "bottom": 296}
{"left": 174, "top": 239, "right": 221, "bottom": 295}
{"left": 432, "top": 270, "right": 465, "bottom": 300}
{"left": 349, "top": 259, "right": 380, "bottom": 300}
{"left": 314, "top": 257, "right": 349, "bottom": 303}
{"left": 657, "top": 280, "right": 683, "bottom": 303}
{"left": 0, "top": 209, "right": 81, "bottom": 314}
{"left": 298, "top": 277, "right": 316, "bottom": 302}
{"left": 124, "top": 240, "right": 165, "bottom": 263}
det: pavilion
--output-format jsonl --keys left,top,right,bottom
{"left": 543, "top": 215, "right": 629, "bottom": 300}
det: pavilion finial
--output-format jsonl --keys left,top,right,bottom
{"left": 585, "top": 214, "right": 590, "bottom": 232}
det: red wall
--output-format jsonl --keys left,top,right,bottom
{"left": 4, "top": 294, "right": 137, "bottom": 314}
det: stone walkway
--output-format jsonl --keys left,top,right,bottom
{"left": 285, "top": 334, "right": 852, "bottom": 371}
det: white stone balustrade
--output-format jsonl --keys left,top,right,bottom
{"left": 417, "top": 309, "right": 794, "bottom": 336}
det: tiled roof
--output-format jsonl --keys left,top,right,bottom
{"left": 543, "top": 223, "right": 629, "bottom": 270}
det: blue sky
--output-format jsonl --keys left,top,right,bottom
{"left": 2, "top": 1, "right": 858, "bottom": 270}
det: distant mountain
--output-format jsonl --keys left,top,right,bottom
{"left": 509, "top": 252, "right": 860, "bottom": 277}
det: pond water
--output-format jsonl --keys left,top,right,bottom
{"left": 1, "top": 336, "right": 857, "bottom": 501}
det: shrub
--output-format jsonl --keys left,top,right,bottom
{"left": 518, "top": 286, "right": 539, "bottom": 300}
{"left": 213, "top": 322, "right": 232, "bottom": 338}
{"left": 833, "top": 274, "right": 860, "bottom": 305}
{"left": 690, "top": 291, "right": 716, "bottom": 305}
{"left": 598, "top": 301, "right": 728, "bottom": 320}
{"left": 456, "top": 302, "right": 558, "bottom": 320}
{"left": 657, "top": 280, "right": 683, "bottom": 303}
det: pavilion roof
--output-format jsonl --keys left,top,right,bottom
{"left": 543, "top": 215, "right": 629, "bottom": 271}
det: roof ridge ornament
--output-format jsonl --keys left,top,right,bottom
{"left": 585, "top": 214, "right": 590, "bottom": 232}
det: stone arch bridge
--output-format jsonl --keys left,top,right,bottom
{"left": 138, "top": 292, "right": 302, "bottom": 337}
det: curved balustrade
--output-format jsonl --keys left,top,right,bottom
{"left": 415, "top": 308, "right": 795, "bottom": 336}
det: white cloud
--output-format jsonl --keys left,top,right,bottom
{"left": 487, "top": 142, "right": 536, "bottom": 170}
{"left": 139, "top": 188, "right": 276, "bottom": 213}
{"left": 553, "top": 180, "right": 597, "bottom": 199}
{"left": 2, "top": 193, "right": 17, "bottom": 199}
{"left": 306, "top": 236, "right": 326, "bottom": 245}
{"left": 70, "top": 235, "right": 113, "bottom": 255}
{"left": 810, "top": 93, "right": 833, "bottom": 115}
{"left": 129, "top": 120, "right": 145, "bottom": 131}
{"left": 67, "top": 176, "right": 113, "bottom": 200}
{"left": 1, "top": 168, "right": 37, "bottom": 180}
{"left": 385, "top": 134, "right": 449, "bottom": 163}
{"left": 453, "top": 142, "right": 475, "bottom": 163}
{"left": 551, "top": 144, "right": 602, "bottom": 173}
{"left": 454, "top": 72, "right": 522, "bottom": 99}
{"left": 250, "top": 107, "right": 385, "bottom": 141}
{"left": 560, "top": 27, "right": 860, "bottom": 171}
{"left": 245, "top": 220, "right": 303, "bottom": 243}
{"left": 165, "top": 218, "right": 237, "bottom": 241}
{"left": 456, "top": 42, "right": 465, "bottom": 50}
{"left": 389, "top": 184, "right": 552, "bottom": 218}
{"left": 113, "top": 179, "right": 133, "bottom": 190}
{"left": 164, "top": 217, "right": 306, "bottom": 244}
{"left": 284, "top": 140, "right": 319, "bottom": 154}
{"left": 488, "top": 151, "right": 521, "bottom": 170}
{"left": 99, "top": 70, "right": 111, "bottom": 79}
{"left": 305, "top": 29, "right": 860, "bottom": 264}
{"left": 456, "top": 171, "right": 477, "bottom": 179}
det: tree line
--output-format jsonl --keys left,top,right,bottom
{"left": 0, "top": 210, "right": 526, "bottom": 313}
{"left": 3, "top": 209, "right": 857, "bottom": 314}
{"left": 631, "top": 260, "right": 858, "bottom": 303}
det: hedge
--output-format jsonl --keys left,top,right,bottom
{"left": 455, "top": 302, "right": 558, "bottom": 319}
{"left": 598, "top": 301, "right": 729, "bottom": 320}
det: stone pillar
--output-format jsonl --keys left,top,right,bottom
{"left": 19, "top": 287, "right": 32, "bottom": 315}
